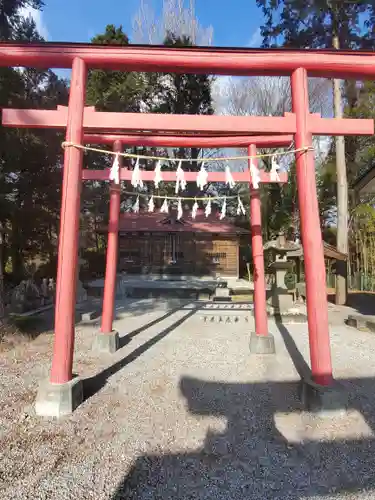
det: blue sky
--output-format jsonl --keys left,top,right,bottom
{"left": 28, "top": 0, "right": 264, "bottom": 47}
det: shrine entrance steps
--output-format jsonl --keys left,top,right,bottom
{"left": 87, "top": 275, "right": 255, "bottom": 301}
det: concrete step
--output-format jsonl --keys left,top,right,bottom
{"left": 347, "top": 314, "right": 375, "bottom": 332}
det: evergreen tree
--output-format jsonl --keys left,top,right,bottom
{"left": 0, "top": 1, "right": 71, "bottom": 325}
{"left": 255, "top": 0, "right": 374, "bottom": 304}
{"left": 256, "top": 0, "right": 368, "bottom": 49}
{"left": 85, "top": 27, "right": 214, "bottom": 213}
{"left": 84, "top": 25, "right": 152, "bottom": 256}
{"left": 87, "top": 25, "right": 149, "bottom": 113}
{"left": 0, "top": 0, "right": 44, "bottom": 40}
{"left": 148, "top": 33, "right": 214, "bottom": 201}
{"left": 0, "top": 2, "right": 68, "bottom": 282}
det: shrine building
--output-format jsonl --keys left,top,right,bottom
{"left": 109, "top": 210, "right": 249, "bottom": 277}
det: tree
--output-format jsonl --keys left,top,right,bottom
{"left": 86, "top": 25, "right": 215, "bottom": 209}
{"left": 349, "top": 203, "right": 375, "bottom": 290}
{"left": 84, "top": 24, "right": 155, "bottom": 254}
{"left": 341, "top": 79, "right": 375, "bottom": 288}
{"left": 256, "top": 1, "right": 368, "bottom": 49}
{"left": 1, "top": 70, "right": 68, "bottom": 279}
{"left": 131, "top": 0, "right": 216, "bottom": 205}
{"left": 0, "top": 2, "right": 70, "bottom": 328}
{"left": 222, "top": 76, "right": 331, "bottom": 119}
{"left": 344, "top": 80, "right": 375, "bottom": 182}
{"left": 87, "top": 25, "right": 148, "bottom": 112}
{"left": 132, "top": 0, "right": 213, "bottom": 45}
{"left": 0, "top": 2, "right": 44, "bottom": 294}
{"left": 148, "top": 33, "right": 214, "bottom": 201}
{"left": 0, "top": 0, "right": 44, "bottom": 40}
{"left": 219, "top": 75, "right": 331, "bottom": 239}
{"left": 256, "top": 0, "right": 372, "bottom": 304}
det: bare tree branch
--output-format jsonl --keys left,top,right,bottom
{"left": 213, "top": 75, "right": 333, "bottom": 167}
{"left": 215, "top": 76, "right": 332, "bottom": 117}
{"left": 132, "top": 0, "right": 213, "bottom": 45}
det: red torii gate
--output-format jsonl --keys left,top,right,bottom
{"left": 79, "top": 133, "right": 293, "bottom": 354}
{"left": 1, "top": 42, "right": 374, "bottom": 417}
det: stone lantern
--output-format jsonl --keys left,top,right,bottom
{"left": 264, "top": 231, "right": 301, "bottom": 314}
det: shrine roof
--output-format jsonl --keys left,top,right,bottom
{"left": 286, "top": 241, "right": 347, "bottom": 261}
{"left": 115, "top": 210, "right": 249, "bottom": 234}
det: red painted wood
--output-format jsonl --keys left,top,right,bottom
{"left": 83, "top": 133, "right": 294, "bottom": 148}
{"left": 101, "top": 141, "right": 122, "bottom": 335}
{"left": 87, "top": 112, "right": 297, "bottom": 134}
{"left": 50, "top": 58, "right": 87, "bottom": 385}
{"left": 1, "top": 43, "right": 375, "bottom": 79}
{"left": 292, "top": 68, "right": 333, "bottom": 386}
{"left": 3, "top": 107, "right": 373, "bottom": 136}
{"left": 308, "top": 113, "right": 373, "bottom": 136}
{"left": 2, "top": 108, "right": 297, "bottom": 134}
{"left": 249, "top": 144, "right": 269, "bottom": 338}
{"left": 81, "top": 169, "right": 288, "bottom": 184}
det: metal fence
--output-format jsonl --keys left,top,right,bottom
{"left": 325, "top": 272, "right": 375, "bottom": 292}
{"left": 348, "top": 273, "right": 375, "bottom": 292}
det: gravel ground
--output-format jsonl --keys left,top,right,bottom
{"left": 1, "top": 298, "right": 375, "bottom": 499}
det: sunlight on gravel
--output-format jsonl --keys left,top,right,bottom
{"left": 1, "top": 299, "right": 375, "bottom": 499}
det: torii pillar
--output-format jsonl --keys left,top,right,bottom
{"left": 92, "top": 140, "right": 123, "bottom": 353}
{"left": 35, "top": 57, "right": 87, "bottom": 417}
{"left": 292, "top": 68, "right": 332, "bottom": 386}
{"left": 248, "top": 143, "right": 275, "bottom": 354}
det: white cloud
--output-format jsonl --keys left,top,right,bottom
{"left": 19, "top": 6, "right": 49, "bottom": 40}
{"left": 248, "top": 28, "right": 262, "bottom": 48}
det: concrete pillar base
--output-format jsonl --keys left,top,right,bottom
{"left": 92, "top": 331, "right": 120, "bottom": 354}
{"left": 249, "top": 332, "right": 276, "bottom": 354}
{"left": 299, "top": 379, "right": 348, "bottom": 417}
{"left": 35, "top": 377, "right": 83, "bottom": 418}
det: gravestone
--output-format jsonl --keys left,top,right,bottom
{"left": 40, "top": 278, "right": 55, "bottom": 307}
{"left": 76, "top": 279, "right": 88, "bottom": 305}
{"left": 11, "top": 279, "right": 42, "bottom": 313}
{"left": 41, "top": 278, "right": 49, "bottom": 306}
{"left": 48, "top": 278, "right": 56, "bottom": 298}
{"left": 76, "top": 257, "right": 88, "bottom": 308}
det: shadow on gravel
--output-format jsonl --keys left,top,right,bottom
{"left": 112, "top": 298, "right": 195, "bottom": 321}
{"left": 276, "top": 321, "right": 312, "bottom": 380}
{"left": 83, "top": 305, "right": 199, "bottom": 401}
{"left": 113, "top": 374, "right": 375, "bottom": 499}
{"left": 328, "top": 291, "right": 375, "bottom": 317}
{"left": 117, "top": 303, "right": 194, "bottom": 349}
{"left": 0, "top": 306, "right": 90, "bottom": 351}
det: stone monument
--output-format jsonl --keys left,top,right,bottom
{"left": 11, "top": 279, "right": 42, "bottom": 313}
{"left": 213, "top": 276, "right": 231, "bottom": 302}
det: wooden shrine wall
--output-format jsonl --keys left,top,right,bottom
{"left": 118, "top": 232, "right": 239, "bottom": 276}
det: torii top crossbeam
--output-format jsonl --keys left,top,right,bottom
{"left": 2, "top": 42, "right": 375, "bottom": 79}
